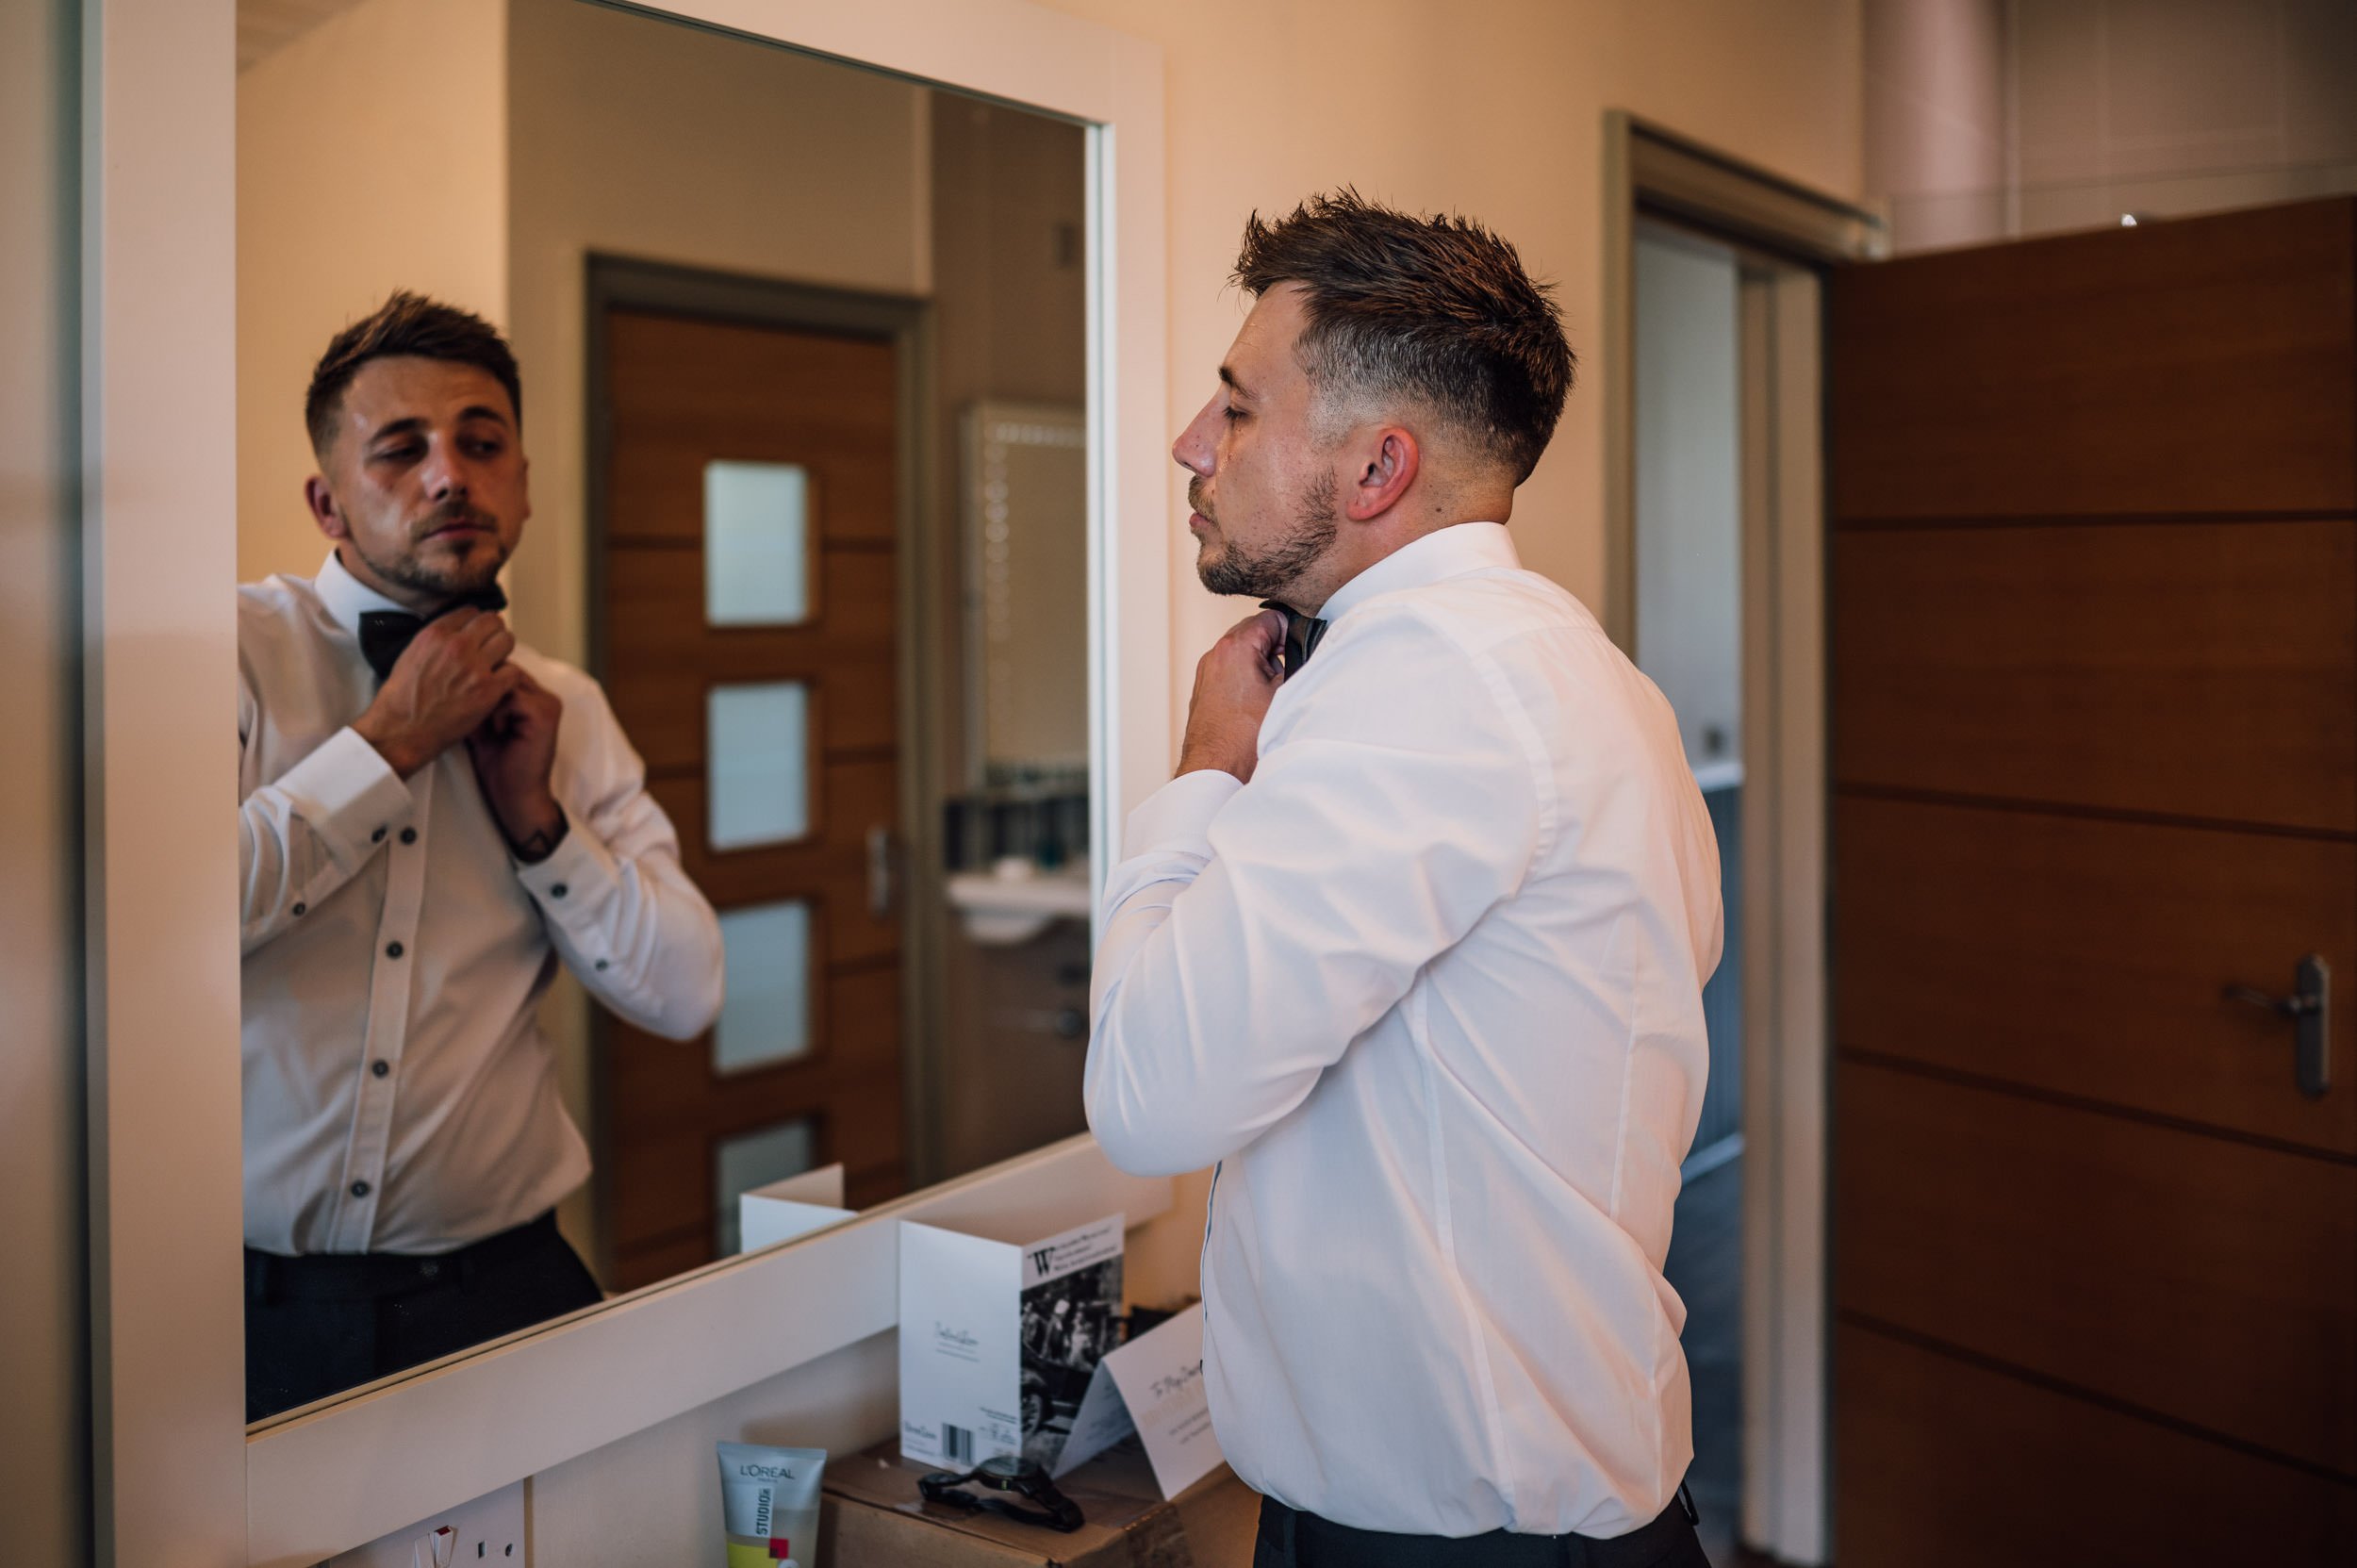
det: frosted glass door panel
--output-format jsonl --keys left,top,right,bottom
{"left": 714, "top": 1116, "right": 816, "bottom": 1254}
{"left": 714, "top": 899, "right": 814, "bottom": 1074}
{"left": 708, "top": 682, "right": 811, "bottom": 850}
{"left": 704, "top": 460, "right": 812, "bottom": 625}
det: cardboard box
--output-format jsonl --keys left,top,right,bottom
{"left": 819, "top": 1438, "right": 1259, "bottom": 1568}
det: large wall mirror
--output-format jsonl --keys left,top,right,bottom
{"left": 235, "top": 0, "right": 1106, "bottom": 1423}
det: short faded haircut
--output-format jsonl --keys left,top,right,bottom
{"left": 1231, "top": 189, "right": 1573, "bottom": 483}
{"left": 305, "top": 291, "right": 523, "bottom": 454}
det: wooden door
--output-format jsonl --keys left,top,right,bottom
{"left": 1827, "top": 199, "right": 2357, "bottom": 1563}
{"left": 598, "top": 305, "right": 907, "bottom": 1290}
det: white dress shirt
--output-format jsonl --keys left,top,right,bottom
{"left": 1086, "top": 522, "right": 1722, "bottom": 1539}
{"left": 239, "top": 552, "right": 723, "bottom": 1256}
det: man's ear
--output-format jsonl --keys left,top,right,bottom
{"left": 1344, "top": 426, "right": 1421, "bottom": 522}
{"left": 304, "top": 473, "right": 349, "bottom": 541}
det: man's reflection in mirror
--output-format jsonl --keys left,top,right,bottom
{"left": 238, "top": 294, "right": 724, "bottom": 1420}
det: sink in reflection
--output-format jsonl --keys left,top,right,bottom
{"left": 947, "top": 860, "right": 1094, "bottom": 944}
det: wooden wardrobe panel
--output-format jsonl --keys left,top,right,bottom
{"left": 1835, "top": 1059, "right": 2357, "bottom": 1476}
{"left": 1836, "top": 1325, "right": 2357, "bottom": 1568}
{"left": 1835, "top": 795, "right": 2357, "bottom": 1154}
{"left": 1828, "top": 197, "right": 2356, "bottom": 520}
{"left": 1831, "top": 519, "right": 2357, "bottom": 831}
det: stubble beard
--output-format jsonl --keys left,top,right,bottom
{"left": 1195, "top": 470, "right": 1340, "bottom": 600}
{"left": 350, "top": 503, "right": 510, "bottom": 603}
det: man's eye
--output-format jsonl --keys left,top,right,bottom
{"left": 466, "top": 438, "right": 504, "bottom": 457}
{"left": 1222, "top": 406, "right": 1248, "bottom": 422}
{"left": 372, "top": 443, "right": 423, "bottom": 463}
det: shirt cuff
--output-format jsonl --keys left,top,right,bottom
{"left": 282, "top": 727, "right": 412, "bottom": 863}
{"left": 513, "top": 804, "right": 620, "bottom": 926}
{"left": 1123, "top": 768, "right": 1244, "bottom": 860}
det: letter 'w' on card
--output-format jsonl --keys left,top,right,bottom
{"left": 1075, "top": 1303, "right": 1222, "bottom": 1497}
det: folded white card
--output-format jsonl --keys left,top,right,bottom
{"left": 898, "top": 1213, "right": 1125, "bottom": 1474}
{"left": 736, "top": 1163, "right": 853, "bottom": 1254}
{"left": 1069, "top": 1303, "right": 1222, "bottom": 1496}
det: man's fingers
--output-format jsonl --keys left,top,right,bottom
{"left": 1229, "top": 608, "right": 1286, "bottom": 648}
{"left": 480, "top": 625, "right": 517, "bottom": 667}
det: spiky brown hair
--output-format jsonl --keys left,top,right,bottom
{"left": 1232, "top": 189, "right": 1572, "bottom": 483}
{"left": 305, "top": 291, "right": 522, "bottom": 454}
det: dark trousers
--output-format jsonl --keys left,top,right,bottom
{"left": 1253, "top": 1493, "right": 1711, "bottom": 1568}
{"left": 244, "top": 1211, "right": 602, "bottom": 1421}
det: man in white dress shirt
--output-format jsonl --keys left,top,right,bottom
{"left": 1086, "top": 193, "right": 1722, "bottom": 1566}
{"left": 239, "top": 293, "right": 723, "bottom": 1419}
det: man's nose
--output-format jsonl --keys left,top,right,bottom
{"left": 1171, "top": 397, "right": 1219, "bottom": 477}
{"left": 420, "top": 437, "right": 470, "bottom": 501}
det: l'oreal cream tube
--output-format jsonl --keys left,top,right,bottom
{"left": 718, "top": 1443, "right": 826, "bottom": 1568}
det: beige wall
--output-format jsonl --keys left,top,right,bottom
{"left": 237, "top": 0, "right": 509, "bottom": 586}
{"left": 1038, "top": 0, "right": 1865, "bottom": 671}
{"left": 0, "top": 2, "right": 86, "bottom": 1561}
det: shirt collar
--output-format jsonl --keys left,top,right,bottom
{"left": 313, "top": 548, "right": 410, "bottom": 637}
{"left": 1312, "top": 520, "right": 1520, "bottom": 623}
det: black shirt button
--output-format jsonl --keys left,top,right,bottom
{"left": 291, "top": 902, "right": 306, "bottom": 916}
{"left": 350, "top": 1180, "right": 371, "bottom": 1198}
{"left": 594, "top": 959, "right": 609, "bottom": 972}
{"left": 386, "top": 941, "right": 404, "bottom": 959}
{"left": 371, "top": 826, "right": 387, "bottom": 843}
{"left": 400, "top": 827, "right": 418, "bottom": 845}
{"left": 419, "top": 1260, "right": 440, "bottom": 1279}
{"left": 371, "top": 1060, "right": 390, "bottom": 1078}
{"left": 551, "top": 883, "right": 569, "bottom": 899}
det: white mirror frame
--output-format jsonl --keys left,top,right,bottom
{"left": 82, "top": 2, "right": 1169, "bottom": 1563}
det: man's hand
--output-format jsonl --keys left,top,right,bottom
{"left": 1177, "top": 609, "right": 1286, "bottom": 783}
{"left": 467, "top": 666, "right": 568, "bottom": 861}
{"left": 352, "top": 609, "right": 521, "bottom": 778}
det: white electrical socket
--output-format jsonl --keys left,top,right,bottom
{"left": 325, "top": 1479, "right": 525, "bottom": 1568}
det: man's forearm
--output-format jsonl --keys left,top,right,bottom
{"left": 518, "top": 812, "right": 723, "bottom": 1041}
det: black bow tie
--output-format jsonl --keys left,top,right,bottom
{"left": 356, "top": 586, "right": 508, "bottom": 682}
{"left": 1261, "top": 601, "right": 1329, "bottom": 677}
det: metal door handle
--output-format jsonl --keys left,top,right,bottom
{"left": 2222, "top": 954, "right": 2330, "bottom": 1098}
{"left": 866, "top": 825, "right": 896, "bottom": 921}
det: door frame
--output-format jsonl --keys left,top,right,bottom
{"left": 582, "top": 256, "right": 942, "bottom": 1260}
{"left": 81, "top": 2, "right": 1170, "bottom": 1563}
{"left": 1602, "top": 110, "right": 1886, "bottom": 1567}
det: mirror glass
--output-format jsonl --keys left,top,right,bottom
{"left": 236, "top": 0, "right": 1094, "bottom": 1422}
